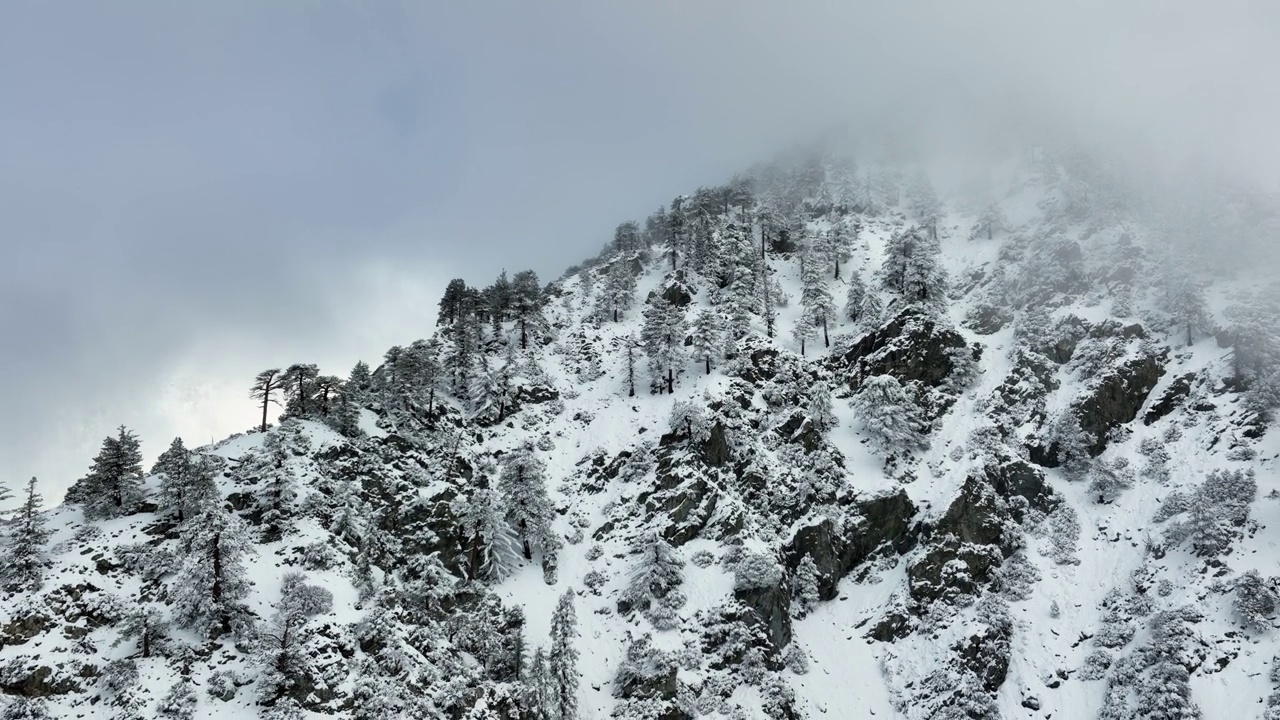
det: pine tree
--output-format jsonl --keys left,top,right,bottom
{"left": 1161, "top": 266, "right": 1213, "bottom": 347}
{"left": 153, "top": 437, "right": 195, "bottom": 523}
{"left": 906, "top": 169, "right": 942, "bottom": 240}
{"left": 250, "top": 368, "right": 286, "bottom": 433}
{"left": 347, "top": 361, "right": 372, "bottom": 403}
{"left": 641, "top": 295, "right": 687, "bottom": 394}
{"left": 602, "top": 258, "right": 637, "bottom": 322}
{"left": 799, "top": 236, "right": 837, "bottom": 348}
{"left": 621, "top": 532, "right": 685, "bottom": 615}
{"left": 972, "top": 201, "right": 1006, "bottom": 240}
{"left": 280, "top": 363, "right": 320, "bottom": 419}
{"left": 173, "top": 505, "right": 254, "bottom": 638}
{"left": 880, "top": 226, "right": 947, "bottom": 308}
{"left": 154, "top": 680, "right": 197, "bottom": 720}
{"left": 453, "top": 487, "right": 523, "bottom": 581}
{"left": 253, "top": 429, "right": 298, "bottom": 542}
{"left": 498, "top": 443, "right": 556, "bottom": 561}
{"left": 5, "top": 477, "right": 50, "bottom": 592}
{"left": 527, "top": 648, "right": 556, "bottom": 718}
{"left": 844, "top": 271, "right": 882, "bottom": 330}
{"left": 72, "top": 426, "right": 145, "bottom": 519}
{"left": 852, "top": 375, "right": 927, "bottom": 454}
{"left": 549, "top": 590, "right": 580, "bottom": 720}
{"left": 511, "top": 270, "right": 546, "bottom": 350}
{"left": 758, "top": 252, "right": 776, "bottom": 339}
{"left": 806, "top": 382, "right": 837, "bottom": 436}
{"left": 624, "top": 334, "right": 639, "bottom": 398}
{"left": 792, "top": 554, "right": 821, "bottom": 618}
{"left": 117, "top": 605, "right": 170, "bottom": 658}
{"left": 691, "top": 309, "right": 721, "bottom": 375}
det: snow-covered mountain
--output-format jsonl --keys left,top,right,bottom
{"left": 2, "top": 146, "right": 1279, "bottom": 720}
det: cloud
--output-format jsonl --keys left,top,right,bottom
{"left": 2, "top": 1, "right": 1276, "bottom": 498}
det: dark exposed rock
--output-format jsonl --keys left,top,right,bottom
{"left": 907, "top": 539, "right": 1002, "bottom": 602}
{"left": 935, "top": 477, "right": 1009, "bottom": 549}
{"left": 1076, "top": 353, "right": 1166, "bottom": 456}
{"left": 1144, "top": 373, "right": 1196, "bottom": 424}
{"left": 827, "top": 311, "right": 971, "bottom": 392}
{"left": 784, "top": 489, "right": 917, "bottom": 600}
{"left": 966, "top": 303, "right": 1013, "bottom": 335}
{"left": 957, "top": 620, "right": 1013, "bottom": 693}
{"left": 734, "top": 579, "right": 792, "bottom": 651}
{"left": 0, "top": 614, "right": 51, "bottom": 647}
{"left": 983, "top": 460, "right": 1058, "bottom": 515}
{"left": 0, "top": 664, "right": 84, "bottom": 697}
{"left": 1033, "top": 351, "right": 1167, "bottom": 466}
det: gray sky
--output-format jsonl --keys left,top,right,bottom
{"left": 2, "top": 1, "right": 1278, "bottom": 501}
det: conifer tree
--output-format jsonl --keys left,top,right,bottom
{"left": 173, "top": 505, "right": 254, "bottom": 638}
{"left": 437, "top": 278, "right": 470, "bottom": 329}
{"left": 1161, "top": 266, "right": 1214, "bottom": 347}
{"left": 880, "top": 226, "right": 947, "bottom": 308}
{"left": 758, "top": 253, "right": 776, "bottom": 339}
{"left": 153, "top": 437, "right": 195, "bottom": 523}
{"left": 72, "top": 426, "right": 145, "bottom": 519}
{"left": 621, "top": 532, "right": 685, "bottom": 616}
{"left": 347, "top": 361, "right": 372, "bottom": 403}
{"left": 624, "top": 334, "right": 639, "bottom": 398}
{"left": 549, "top": 590, "right": 580, "bottom": 720}
{"left": 453, "top": 485, "right": 523, "bottom": 581}
{"left": 154, "top": 680, "right": 197, "bottom": 720}
{"left": 511, "top": 270, "right": 546, "bottom": 350}
{"left": 799, "top": 237, "right": 837, "bottom": 348}
{"left": 641, "top": 295, "right": 687, "bottom": 394}
{"left": 5, "top": 477, "right": 50, "bottom": 592}
{"left": 117, "top": 605, "right": 170, "bottom": 659}
{"left": 250, "top": 368, "right": 286, "bottom": 433}
{"left": 602, "top": 258, "right": 637, "bottom": 322}
{"left": 792, "top": 554, "right": 821, "bottom": 618}
{"left": 251, "top": 428, "right": 299, "bottom": 542}
{"left": 498, "top": 443, "right": 556, "bottom": 561}
{"left": 843, "top": 271, "right": 882, "bottom": 330}
{"left": 972, "top": 201, "right": 1006, "bottom": 240}
{"left": 691, "top": 309, "right": 721, "bottom": 375}
{"left": 281, "top": 363, "right": 320, "bottom": 419}
{"left": 906, "top": 170, "right": 942, "bottom": 240}
{"left": 852, "top": 375, "right": 927, "bottom": 454}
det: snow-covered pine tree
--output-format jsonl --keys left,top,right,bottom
{"left": 691, "top": 308, "right": 721, "bottom": 375}
{"left": 153, "top": 437, "right": 195, "bottom": 523}
{"left": 250, "top": 368, "right": 286, "bottom": 433}
{"left": 70, "top": 425, "right": 145, "bottom": 519}
{"left": 549, "top": 589, "right": 580, "bottom": 720}
{"left": 971, "top": 201, "right": 1006, "bottom": 241}
{"left": 880, "top": 226, "right": 947, "bottom": 309}
{"left": 154, "top": 680, "right": 197, "bottom": 720}
{"left": 5, "top": 477, "right": 50, "bottom": 592}
{"left": 252, "top": 427, "right": 299, "bottom": 542}
{"left": 173, "top": 505, "right": 254, "bottom": 638}
{"left": 511, "top": 270, "right": 547, "bottom": 350}
{"left": 624, "top": 333, "right": 640, "bottom": 398}
{"left": 799, "top": 235, "right": 837, "bottom": 348}
{"left": 602, "top": 256, "right": 637, "bottom": 322}
{"left": 346, "top": 360, "right": 372, "bottom": 403}
{"left": 641, "top": 294, "right": 687, "bottom": 394}
{"left": 117, "top": 605, "right": 170, "bottom": 658}
{"left": 792, "top": 554, "right": 821, "bottom": 618}
{"left": 453, "top": 486, "right": 523, "bottom": 581}
{"left": 281, "top": 363, "right": 320, "bottom": 420}
{"left": 1160, "top": 265, "right": 1213, "bottom": 346}
{"left": 498, "top": 443, "right": 556, "bottom": 561}
{"left": 621, "top": 532, "right": 684, "bottom": 617}
{"left": 805, "top": 381, "right": 837, "bottom": 436}
{"left": 851, "top": 375, "right": 927, "bottom": 455}
{"left": 906, "top": 169, "right": 942, "bottom": 240}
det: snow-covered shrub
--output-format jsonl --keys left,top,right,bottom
{"left": 0, "top": 698, "right": 51, "bottom": 720}
{"left": 1087, "top": 457, "right": 1135, "bottom": 503}
{"left": 994, "top": 551, "right": 1041, "bottom": 601}
{"left": 784, "top": 643, "right": 810, "bottom": 674}
{"left": 1079, "top": 649, "right": 1113, "bottom": 680}
{"left": 280, "top": 572, "right": 334, "bottom": 617}
{"left": 1162, "top": 468, "right": 1257, "bottom": 556}
{"left": 690, "top": 549, "right": 715, "bottom": 568}
{"left": 733, "top": 552, "right": 783, "bottom": 592}
{"left": 585, "top": 544, "right": 604, "bottom": 561}
{"left": 1232, "top": 570, "right": 1277, "bottom": 632}
{"left": 206, "top": 669, "right": 240, "bottom": 701}
{"left": 1042, "top": 504, "right": 1080, "bottom": 565}
{"left": 583, "top": 570, "right": 607, "bottom": 594}
{"left": 154, "top": 680, "right": 197, "bottom": 720}
{"left": 1139, "top": 436, "right": 1171, "bottom": 484}
{"left": 99, "top": 658, "right": 140, "bottom": 708}
{"left": 851, "top": 375, "right": 928, "bottom": 454}
{"left": 300, "top": 541, "right": 342, "bottom": 571}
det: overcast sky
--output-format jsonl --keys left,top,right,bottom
{"left": 2, "top": 1, "right": 1278, "bottom": 501}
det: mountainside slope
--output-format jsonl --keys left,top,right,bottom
{"left": 2, "top": 148, "right": 1279, "bottom": 720}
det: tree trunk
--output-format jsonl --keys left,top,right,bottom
{"left": 261, "top": 394, "right": 269, "bottom": 433}
{"left": 666, "top": 368, "right": 674, "bottom": 395}
{"left": 800, "top": 337, "right": 805, "bottom": 356}
{"left": 1186, "top": 321, "right": 1193, "bottom": 347}
{"left": 823, "top": 318, "right": 829, "bottom": 347}
{"left": 520, "top": 318, "right": 528, "bottom": 349}
{"left": 704, "top": 356, "right": 711, "bottom": 375}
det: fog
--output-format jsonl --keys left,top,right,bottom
{"left": 2, "top": 1, "right": 1276, "bottom": 500}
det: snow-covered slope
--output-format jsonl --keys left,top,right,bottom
{"left": 2, "top": 148, "right": 1278, "bottom": 720}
